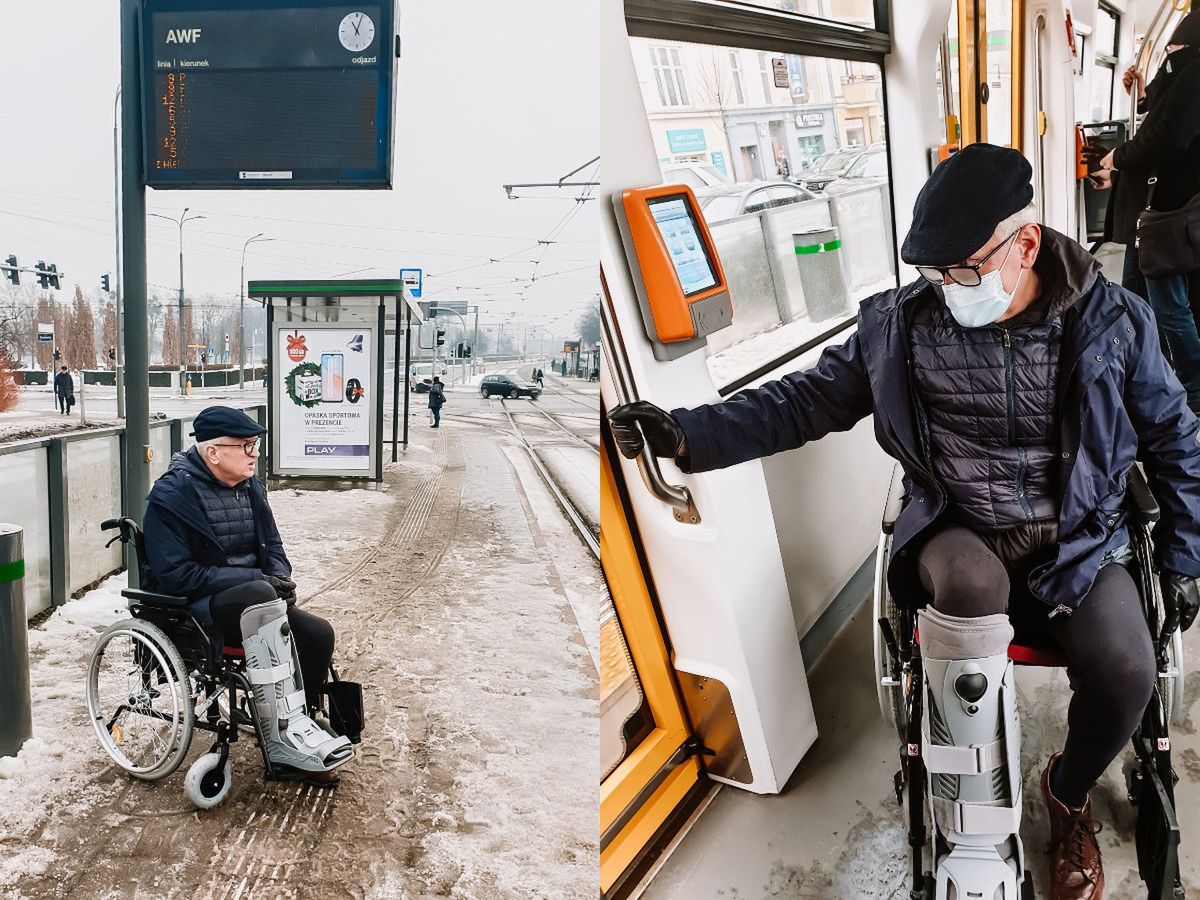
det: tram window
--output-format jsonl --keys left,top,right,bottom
{"left": 732, "top": 0, "right": 877, "bottom": 29}
{"left": 984, "top": 0, "right": 1015, "bottom": 147}
{"left": 632, "top": 36, "right": 897, "bottom": 387}
{"left": 1091, "top": 4, "right": 1119, "bottom": 120}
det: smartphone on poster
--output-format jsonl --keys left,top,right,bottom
{"left": 321, "top": 353, "right": 344, "bottom": 402}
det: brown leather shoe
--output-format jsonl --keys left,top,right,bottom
{"left": 1041, "top": 753, "right": 1104, "bottom": 899}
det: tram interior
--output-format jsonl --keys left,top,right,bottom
{"left": 600, "top": 0, "right": 1200, "bottom": 897}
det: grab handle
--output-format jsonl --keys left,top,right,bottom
{"left": 601, "top": 269, "right": 701, "bottom": 525}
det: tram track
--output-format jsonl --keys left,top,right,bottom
{"left": 499, "top": 398, "right": 599, "bottom": 560}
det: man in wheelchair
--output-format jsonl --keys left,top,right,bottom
{"left": 142, "top": 406, "right": 353, "bottom": 784}
{"left": 609, "top": 144, "right": 1200, "bottom": 899}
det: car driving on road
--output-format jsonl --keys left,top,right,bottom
{"left": 480, "top": 373, "right": 541, "bottom": 400}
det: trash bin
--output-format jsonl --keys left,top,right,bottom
{"left": 793, "top": 227, "right": 851, "bottom": 323}
{"left": 0, "top": 523, "right": 32, "bottom": 758}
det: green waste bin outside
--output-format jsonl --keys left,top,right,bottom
{"left": 0, "top": 524, "right": 32, "bottom": 759}
{"left": 793, "top": 227, "right": 851, "bottom": 323}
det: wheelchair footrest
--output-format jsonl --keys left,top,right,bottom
{"left": 935, "top": 846, "right": 1019, "bottom": 900}
{"left": 325, "top": 680, "right": 364, "bottom": 744}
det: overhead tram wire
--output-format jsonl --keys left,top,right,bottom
{"left": 0, "top": 187, "right": 596, "bottom": 243}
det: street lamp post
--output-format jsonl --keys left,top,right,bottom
{"left": 149, "top": 208, "right": 205, "bottom": 395}
{"left": 239, "top": 233, "right": 270, "bottom": 389}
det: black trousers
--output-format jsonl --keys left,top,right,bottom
{"left": 209, "top": 580, "right": 335, "bottom": 710}
{"left": 917, "top": 524, "right": 1155, "bottom": 807}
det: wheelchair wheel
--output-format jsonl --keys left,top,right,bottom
{"left": 86, "top": 618, "right": 194, "bottom": 780}
{"left": 183, "top": 752, "right": 233, "bottom": 809}
{"left": 873, "top": 533, "right": 907, "bottom": 740}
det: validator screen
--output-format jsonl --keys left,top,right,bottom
{"left": 647, "top": 196, "right": 718, "bottom": 297}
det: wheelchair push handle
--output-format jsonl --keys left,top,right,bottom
{"left": 101, "top": 516, "right": 140, "bottom": 549}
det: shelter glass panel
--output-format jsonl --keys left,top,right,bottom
{"left": 631, "top": 36, "right": 896, "bottom": 388}
{"left": 64, "top": 436, "right": 123, "bottom": 593}
{"left": 0, "top": 448, "right": 51, "bottom": 617}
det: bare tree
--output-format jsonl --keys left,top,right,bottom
{"left": 162, "top": 307, "right": 178, "bottom": 367}
{"left": 34, "top": 294, "right": 55, "bottom": 370}
{"left": 0, "top": 347, "right": 17, "bottom": 412}
{"left": 68, "top": 285, "right": 97, "bottom": 369}
{"left": 577, "top": 304, "right": 600, "bottom": 344}
{"left": 101, "top": 301, "right": 117, "bottom": 366}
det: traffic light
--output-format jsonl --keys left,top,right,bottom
{"left": 36, "top": 260, "right": 48, "bottom": 289}
{"left": 455, "top": 341, "right": 464, "bottom": 358}
{"left": 101, "top": 273, "right": 111, "bottom": 293}
{"left": 47, "top": 264, "right": 60, "bottom": 290}
{"left": 4, "top": 255, "right": 17, "bottom": 286}
{"left": 53, "top": 348, "right": 61, "bottom": 361}
{"left": 464, "top": 345, "right": 471, "bottom": 358}
{"left": 108, "top": 346, "right": 116, "bottom": 361}
{"left": 436, "top": 329, "right": 446, "bottom": 346}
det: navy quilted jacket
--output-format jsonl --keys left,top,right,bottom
{"left": 673, "top": 229, "right": 1200, "bottom": 613}
{"left": 142, "top": 448, "right": 291, "bottom": 621}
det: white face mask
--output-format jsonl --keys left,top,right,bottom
{"left": 941, "top": 237, "right": 1024, "bottom": 328}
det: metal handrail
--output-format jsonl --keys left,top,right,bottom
{"left": 600, "top": 269, "right": 701, "bottom": 525}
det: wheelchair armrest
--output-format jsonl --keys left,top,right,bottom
{"left": 882, "top": 462, "right": 905, "bottom": 534}
{"left": 1126, "top": 466, "right": 1160, "bottom": 525}
{"left": 122, "top": 588, "right": 190, "bottom": 608}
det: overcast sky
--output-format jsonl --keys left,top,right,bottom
{"left": 0, "top": 0, "right": 599, "bottom": 338}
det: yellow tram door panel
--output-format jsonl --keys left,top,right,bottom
{"left": 599, "top": 439, "right": 703, "bottom": 896}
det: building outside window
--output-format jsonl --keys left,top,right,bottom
{"left": 650, "top": 46, "right": 689, "bottom": 107}
{"left": 730, "top": 51, "right": 746, "bottom": 104}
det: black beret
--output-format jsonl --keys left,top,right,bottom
{"left": 190, "top": 406, "right": 267, "bottom": 442}
{"left": 900, "top": 143, "right": 1033, "bottom": 266}
{"left": 1171, "top": 12, "right": 1200, "bottom": 46}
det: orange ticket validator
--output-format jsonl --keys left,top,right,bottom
{"left": 615, "top": 185, "right": 732, "bottom": 360}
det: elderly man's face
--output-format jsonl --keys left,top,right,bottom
{"left": 202, "top": 435, "right": 260, "bottom": 485}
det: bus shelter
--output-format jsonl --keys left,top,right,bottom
{"left": 248, "top": 280, "right": 424, "bottom": 482}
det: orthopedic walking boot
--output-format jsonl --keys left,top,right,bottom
{"left": 918, "top": 607, "right": 1025, "bottom": 900}
{"left": 1041, "top": 753, "right": 1104, "bottom": 900}
{"left": 240, "top": 600, "right": 353, "bottom": 774}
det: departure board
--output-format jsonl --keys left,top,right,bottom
{"left": 142, "top": 0, "right": 396, "bottom": 188}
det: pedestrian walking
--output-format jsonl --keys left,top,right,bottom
{"left": 535, "top": 367, "right": 544, "bottom": 388}
{"left": 428, "top": 376, "right": 446, "bottom": 428}
{"left": 53, "top": 365, "right": 74, "bottom": 415}
{"left": 1097, "top": 11, "right": 1200, "bottom": 410}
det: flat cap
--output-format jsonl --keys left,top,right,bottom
{"left": 190, "top": 406, "right": 267, "bottom": 442}
{"left": 901, "top": 143, "right": 1033, "bottom": 266}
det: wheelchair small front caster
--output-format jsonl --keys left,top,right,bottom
{"left": 1124, "top": 757, "right": 1144, "bottom": 806}
{"left": 184, "top": 752, "right": 233, "bottom": 809}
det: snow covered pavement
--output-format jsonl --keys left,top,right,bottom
{"left": 0, "top": 412, "right": 599, "bottom": 898}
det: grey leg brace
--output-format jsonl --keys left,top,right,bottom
{"left": 918, "top": 606, "right": 1024, "bottom": 900}
{"left": 240, "top": 600, "right": 353, "bottom": 773}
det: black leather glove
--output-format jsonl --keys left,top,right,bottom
{"left": 1160, "top": 571, "right": 1200, "bottom": 635}
{"left": 608, "top": 401, "right": 685, "bottom": 460}
{"left": 263, "top": 574, "right": 297, "bottom": 599}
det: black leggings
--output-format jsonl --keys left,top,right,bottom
{"left": 210, "top": 580, "right": 336, "bottom": 711}
{"left": 917, "top": 525, "right": 1155, "bottom": 807}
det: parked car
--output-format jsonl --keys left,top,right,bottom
{"left": 695, "top": 180, "right": 818, "bottom": 223}
{"left": 821, "top": 146, "right": 889, "bottom": 196}
{"left": 792, "top": 146, "right": 874, "bottom": 192}
{"left": 480, "top": 373, "right": 540, "bottom": 400}
{"left": 660, "top": 161, "right": 731, "bottom": 191}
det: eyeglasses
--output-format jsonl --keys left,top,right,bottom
{"left": 916, "top": 228, "right": 1022, "bottom": 287}
{"left": 212, "top": 438, "right": 261, "bottom": 456}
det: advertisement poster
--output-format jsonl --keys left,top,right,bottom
{"left": 276, "top": 326, "right": 373, "bottom": 472}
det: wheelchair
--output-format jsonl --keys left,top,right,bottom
{"left": 872, "top": 464, "right": 1185, "bottom": 900}
{"left": 85, "top": 517, "right": 364, "bottom": 809}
